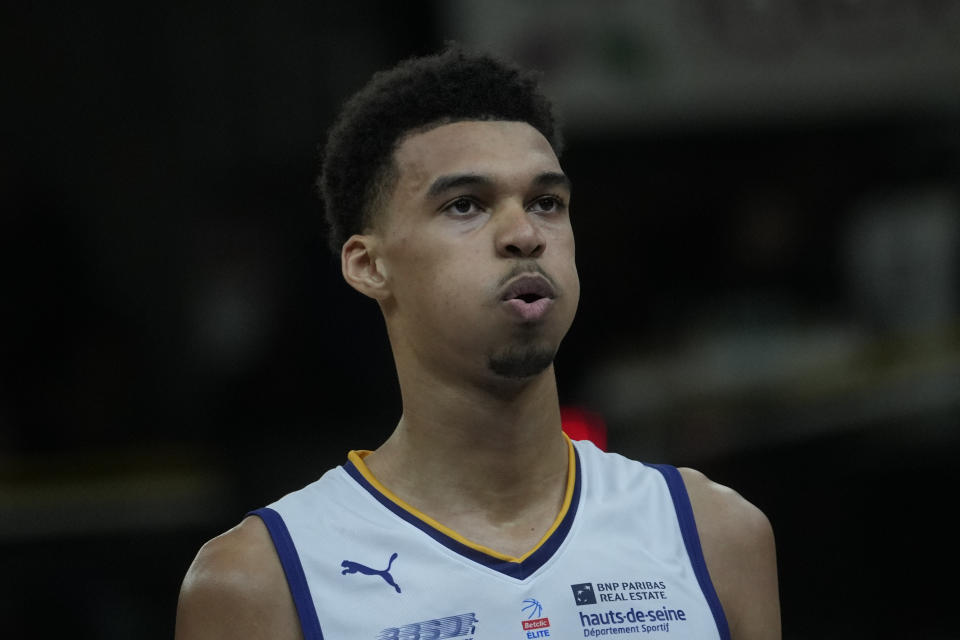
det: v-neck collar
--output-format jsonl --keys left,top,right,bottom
{"left": 341, "top": 436, "right": 582, "bottom": 580}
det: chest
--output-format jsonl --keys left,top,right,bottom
{"left": 265, "top": 446, "right": 728, "bottom": 639}
{"left": 292, "top": 499, "right": 722, "bottom": 639}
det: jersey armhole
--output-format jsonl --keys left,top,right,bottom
{"left": 248, "top": 507, "right": 325, "bottom": 640}
{"left": 645, "top": 464, "right": 732, "bottom": 640}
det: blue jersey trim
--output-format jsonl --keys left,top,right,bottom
{"left": 645, "top": 464, "right": 731, "bottom": 640}
{"left": 248, "top": 507, "right": 325, "bottom": 640}
{"left": 342, "top": 448, "right": 582, "bottom": 580}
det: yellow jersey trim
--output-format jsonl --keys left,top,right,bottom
{"left": 346, "top": 434, "right": 577, "bottom": 564}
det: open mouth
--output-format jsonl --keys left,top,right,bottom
{"left": 500, "top": 275, "right": 556, "bottom": 322}
{"left": 501, "top": 275, "right": 556, "bottom": 304}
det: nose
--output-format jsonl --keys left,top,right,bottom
{"left": 496, "top": 204, "right": 545, "bottom": 259}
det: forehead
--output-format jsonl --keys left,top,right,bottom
{"left": 391, "top": 120, "right": 561, "bottom": 193}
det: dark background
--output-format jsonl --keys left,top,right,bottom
{"left": 2, "top": 2, "right": 959, "bottom": 638}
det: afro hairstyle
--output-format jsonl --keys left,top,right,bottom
{"left": 318, "top": 45, "right": 562, "bottom": 254}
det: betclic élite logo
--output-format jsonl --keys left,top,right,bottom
{"left": 520, "top": 598, "right": 550, "bottom": 639}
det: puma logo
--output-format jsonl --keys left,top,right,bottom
{"left": 340, "top": 552, "right": 401, "bottom": 593}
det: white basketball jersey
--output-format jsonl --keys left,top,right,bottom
{"left": 252, "top": 438, "right": 730, "bottom": 639}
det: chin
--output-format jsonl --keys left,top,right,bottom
{"left": 487, "top": 344, "right": 556, "bottom": 379}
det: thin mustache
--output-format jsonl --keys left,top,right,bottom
{"left": 496, "top": 261, "right": 558, "bottom": 292}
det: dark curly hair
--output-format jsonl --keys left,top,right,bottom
{"left": 318, "top": 45, "right": 562, "bottom": 254}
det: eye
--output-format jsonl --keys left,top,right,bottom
{"left": 443, "top": 197, "right": 483, "bottom": 217}
{"left": 528, "top": 195, "right": 565, "bottom": 214}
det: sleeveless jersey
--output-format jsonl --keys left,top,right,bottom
{"left": 251, "top": 438, "right": 730, "bottom": 640}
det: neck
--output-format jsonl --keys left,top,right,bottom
{"left": 364, "top": 362, "right": 569, "bottom": 529}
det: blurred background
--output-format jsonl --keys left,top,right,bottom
{"left": 2, "top": 1, "right": 959, "bottom": 638}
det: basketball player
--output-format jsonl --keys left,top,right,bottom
{"left": 175, "top": 47, "right": 780, "bottom": 639}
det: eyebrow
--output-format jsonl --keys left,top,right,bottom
{"left": 426, "top": 173, "right": 493, "bottom": 197}
{"left": 426, "top": 171, "right": 571, "bottom": 197}
{"left": 533, "top": 171, "right": 572, "bottom": 192}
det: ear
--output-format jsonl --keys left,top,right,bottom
{"left": 341, "top": 234, "right": 391, "bottom": 301}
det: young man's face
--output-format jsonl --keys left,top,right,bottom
{"left": 369, "top": 120, "right": 579, "bottom": 383}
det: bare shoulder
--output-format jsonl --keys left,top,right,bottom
{"left": 676, "top": 467, "right": 773, "bottom": 548}
{"left": 175, "top": 516, "right": 302, "bottom": 640}
{"left": 677, "top": 467, "right": 781, "bottom": 640}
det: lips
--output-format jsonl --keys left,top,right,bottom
{"left": 501, "top": 275, "right": 556, "bottom": 303}
{"left": 500, "top": 275, "right": 556, "bottom": 322}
